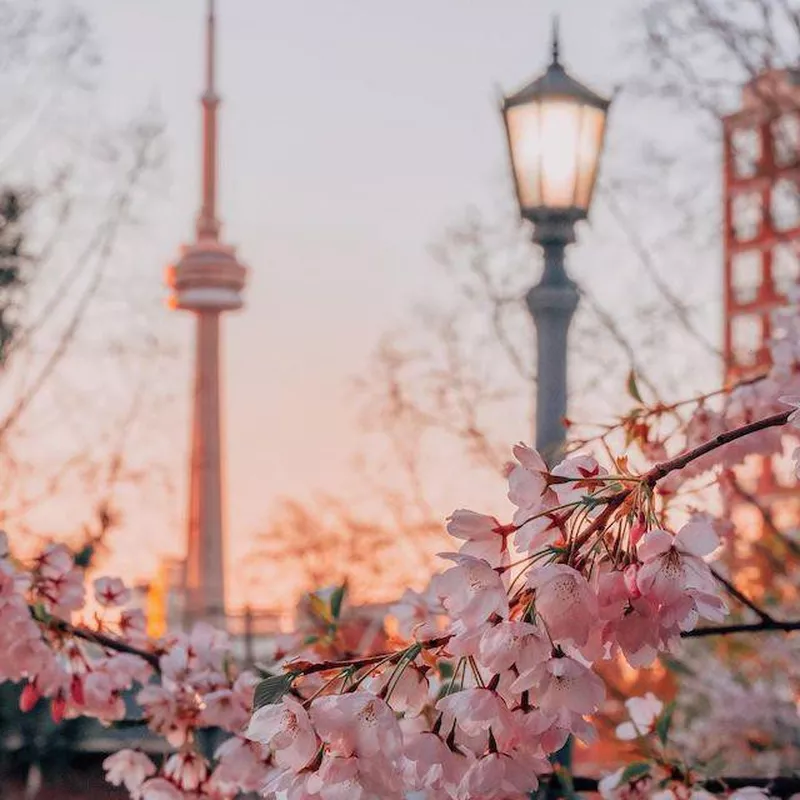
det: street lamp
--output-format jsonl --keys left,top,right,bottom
{"left": 501, "top": 22, "right": 610, "bottom": 463}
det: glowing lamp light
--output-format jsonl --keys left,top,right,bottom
{"left": 501, "top": 27, "right": 610, "bottom": 225}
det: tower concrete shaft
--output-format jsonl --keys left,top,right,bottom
{"left": 185, "top": 311, "right": 225, "bottom": 628}
{"left": 167, "top": 0, "right": 247, "bottom": 629}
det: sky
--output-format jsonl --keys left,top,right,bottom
{"left": 48, "top": 0, "right": 692, "bottom": 607}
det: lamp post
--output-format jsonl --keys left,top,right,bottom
{"left": 501, "top": 22, "right": 610, "bottom": 465}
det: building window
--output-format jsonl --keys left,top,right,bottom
{"left": 731, "top": 127, "right": 761, "bottom": 178}
{"left": 772, "top": 243, "right": 799, "bottom": 296}
{"left": 731, "top": 249, "right": 761, "bottom": 303}
{"left": 770, "top": 178, "right": 800, "bottom": 231}
{"left": 732, "top": 191, "right": 762, "bottom": 241}
{"left": 731, "top": 313, "right": 762, "bottom": 366}
{"left": 772, "top": 113, "right": 800, "bottom": 167}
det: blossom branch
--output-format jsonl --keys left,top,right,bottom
{"left": 710, "top": 566, "right": 775, "bottom": 623}
{"left": 644, "top": 410, "right": 792, "bottom": 486}
{"left": 681, "top": 619, "right": 800, "bottom": 638}
{"left": 287, "top": 636, "right": 450, "bottom": 677}
{"left": 44, "top": 613, "right": 160, "bottom": 669}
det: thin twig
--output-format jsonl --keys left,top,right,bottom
{"left": 711, "top": 566, "right": 775, "bottom": 623}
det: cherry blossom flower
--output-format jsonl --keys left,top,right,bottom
{"left": 436, "top": 688, "right": 514, "bottom": 742}
{"left": 507, "top": 444, "right": 550, "bottom": 519}
{"left": 102, "top": 749, "right": 156, "bottom": 795}
{"left": 94, "top": 576, "right": 131, "bottom": 607}
{"left": 459, "top": 751, "right": 538, "bottom": 799}
{"left": 551, "top": 454, "right": 608, "bottom": 506}
{"left": 598, "top": 768, "right": 654, "bottom": 800}
{"left": 310, "top": 692, "right": 402, "bottom": 760}
{"left": 369, "top": 663, "right": 429, "bottom": 716}
{"left": 402, "top": 731, "right": 462, "bottom": 793}
{"left": 163, "top": 750, "right": 209, "bottom": 792}
{"left": 446, "top": 509, "right": 511, "bottom": 566}
{"left": 246, "top": 695, "right": 319, "bottom": 770}
{"left": 527, "top": 563, "right": 598, "bottom": 647}
{"left": 517, "top": 655, "right": 605, "bottom": 715}
{"left": 138, "top": 777, "right": 183, "bottom": 800}
{"left": 477, "top": 620, "right": 549, "bottom": 675}
{"left": 637, "top": 522, "right": 719, "bottom": 603}
{"left": 209, "top": 736, "right": 271, "bottom": 796}
{"left": 514, "top": 513, "right": 563, "bottom": 554}
{"left": 433, "top": 553, "right": 508, "bottom": 629}
{"left": 616, "top": 693, "right": 664, "bottom": 740}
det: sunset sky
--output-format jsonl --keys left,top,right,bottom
{"left": 13, "top": 0, "right": 726, "bottom": 609}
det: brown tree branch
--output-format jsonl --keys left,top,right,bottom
{"left": 682, "top": 619, "right": 800, "bottom": 638}
{"left": 644, "top": 410, "right": 792, "bottom": 485}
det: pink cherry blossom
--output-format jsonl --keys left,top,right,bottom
{"left": 209, "top": 736, "right": 272, "bottom": 796}
{"left": 163, "top": 750, "right": 209, "bottom": 792}
{"left": 402, "top": 731, "right": 462, "bottom": 793}
{"left": 616, "top": 692, "right": 664, "bottom": 739}
{"left": 102, "top": 749, "right": 156, "bottom": 794}
{"left": 436, "top": 688, "right": 513, "bottom": 741}
{"left": 477, "top": 620, "right": 549, "bottom": 675}
{"left": 369, "top": 663, "right": 429, "bottom": 716}
{"left": 94, "top": 576, "right": 132, "bottom": 607}
{"left": 138, "top": 777, "right": 184, "bottom": 800}
{"left": 508, "top": 444, "right": 552, "bottom": 523}
{"left": 433, "top": 553, "right": 508, "bottom": 629}
{"left": 527, "top": 563, "right": 597, "bottom": 646}
{"left": 517, "top": 655, "right": 605, "bottom": 715}
{"left": 310, "top": 692, "right": 402, "bottom": 760}
{"left": 514, "top": 513, "right": 563, "bottom": 554}
{"left": 598, "top": 768, "right": 654, "bottom": 800}
{"left": 36, "top": 544, "right": 73, "bottom": 578}
{"left": 637, "top": 522, "right": 719, "bottom": 603}
{"left": 447, "top": 509, "right": 511, "bottom": 566}
{"left": 459, "top": 751, "right": 538, "bottom": 800}
{"left": 550, "top": 454, "right": 608, "bottom": 506}
{"left": 247, "top": 695, "right": 319, "bottom": 770}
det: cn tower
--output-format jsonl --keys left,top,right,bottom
{"left": 166, "top": 0, "right": 247, "bottom": 629}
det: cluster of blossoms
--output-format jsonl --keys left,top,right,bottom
{"left": 599, "top": 695, "right": 793, "bottom": 800}
{"left": 242, "top": 440, "right": 735, "bottom": 800}
{"left": 0, "top": 308, "right": 798, "bottom": 799}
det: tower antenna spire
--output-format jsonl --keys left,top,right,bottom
{"left": 198, "top": 0, "right": 220, "bottom": 239}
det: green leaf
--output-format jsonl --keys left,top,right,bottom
{"left": 627, "top": 369, "right": 644, "bottom": 404}
{"left": 308, "top": 593, "right": 331, "bottom": 623}
{"left": 656, "top": 701, "right": 675, "bottom": 745}
{"left": 30, "top": 602, "right": 51, "bottom": 623}
{"left": 73, "top": 544, "right": 95, "bottom": 568}
{"left": 553, "top": 765, "right": 579, "bottom": 800}
{"left": 253, "top": 673, "right": 296, "bottom": 710}
{"left": 438, "top": 661, "right": 454, "bottom": 679}
{"left": 330, "top": 583, "right": 348, "bottom": 620}
{"left": 659, "top": 655, "right": 695, "bottom": 677}
{"left": 620, "top": 762, "right": 651, "bottom": 784}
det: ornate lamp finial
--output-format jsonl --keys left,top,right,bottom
{"left": 551, "top": 15, "right": 561, "bottom": 66}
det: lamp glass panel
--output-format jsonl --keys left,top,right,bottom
{"left": 573, "top": 105, "right": 606, "bottom": 210}
{"left": 538, "top": 99, "right": 582, "bottom": 208}
{"left": 507, "top": 99, "right": 584, "bottom": 210}
{"left": 506, "top": 102, "right": 542, "bottom": 209}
